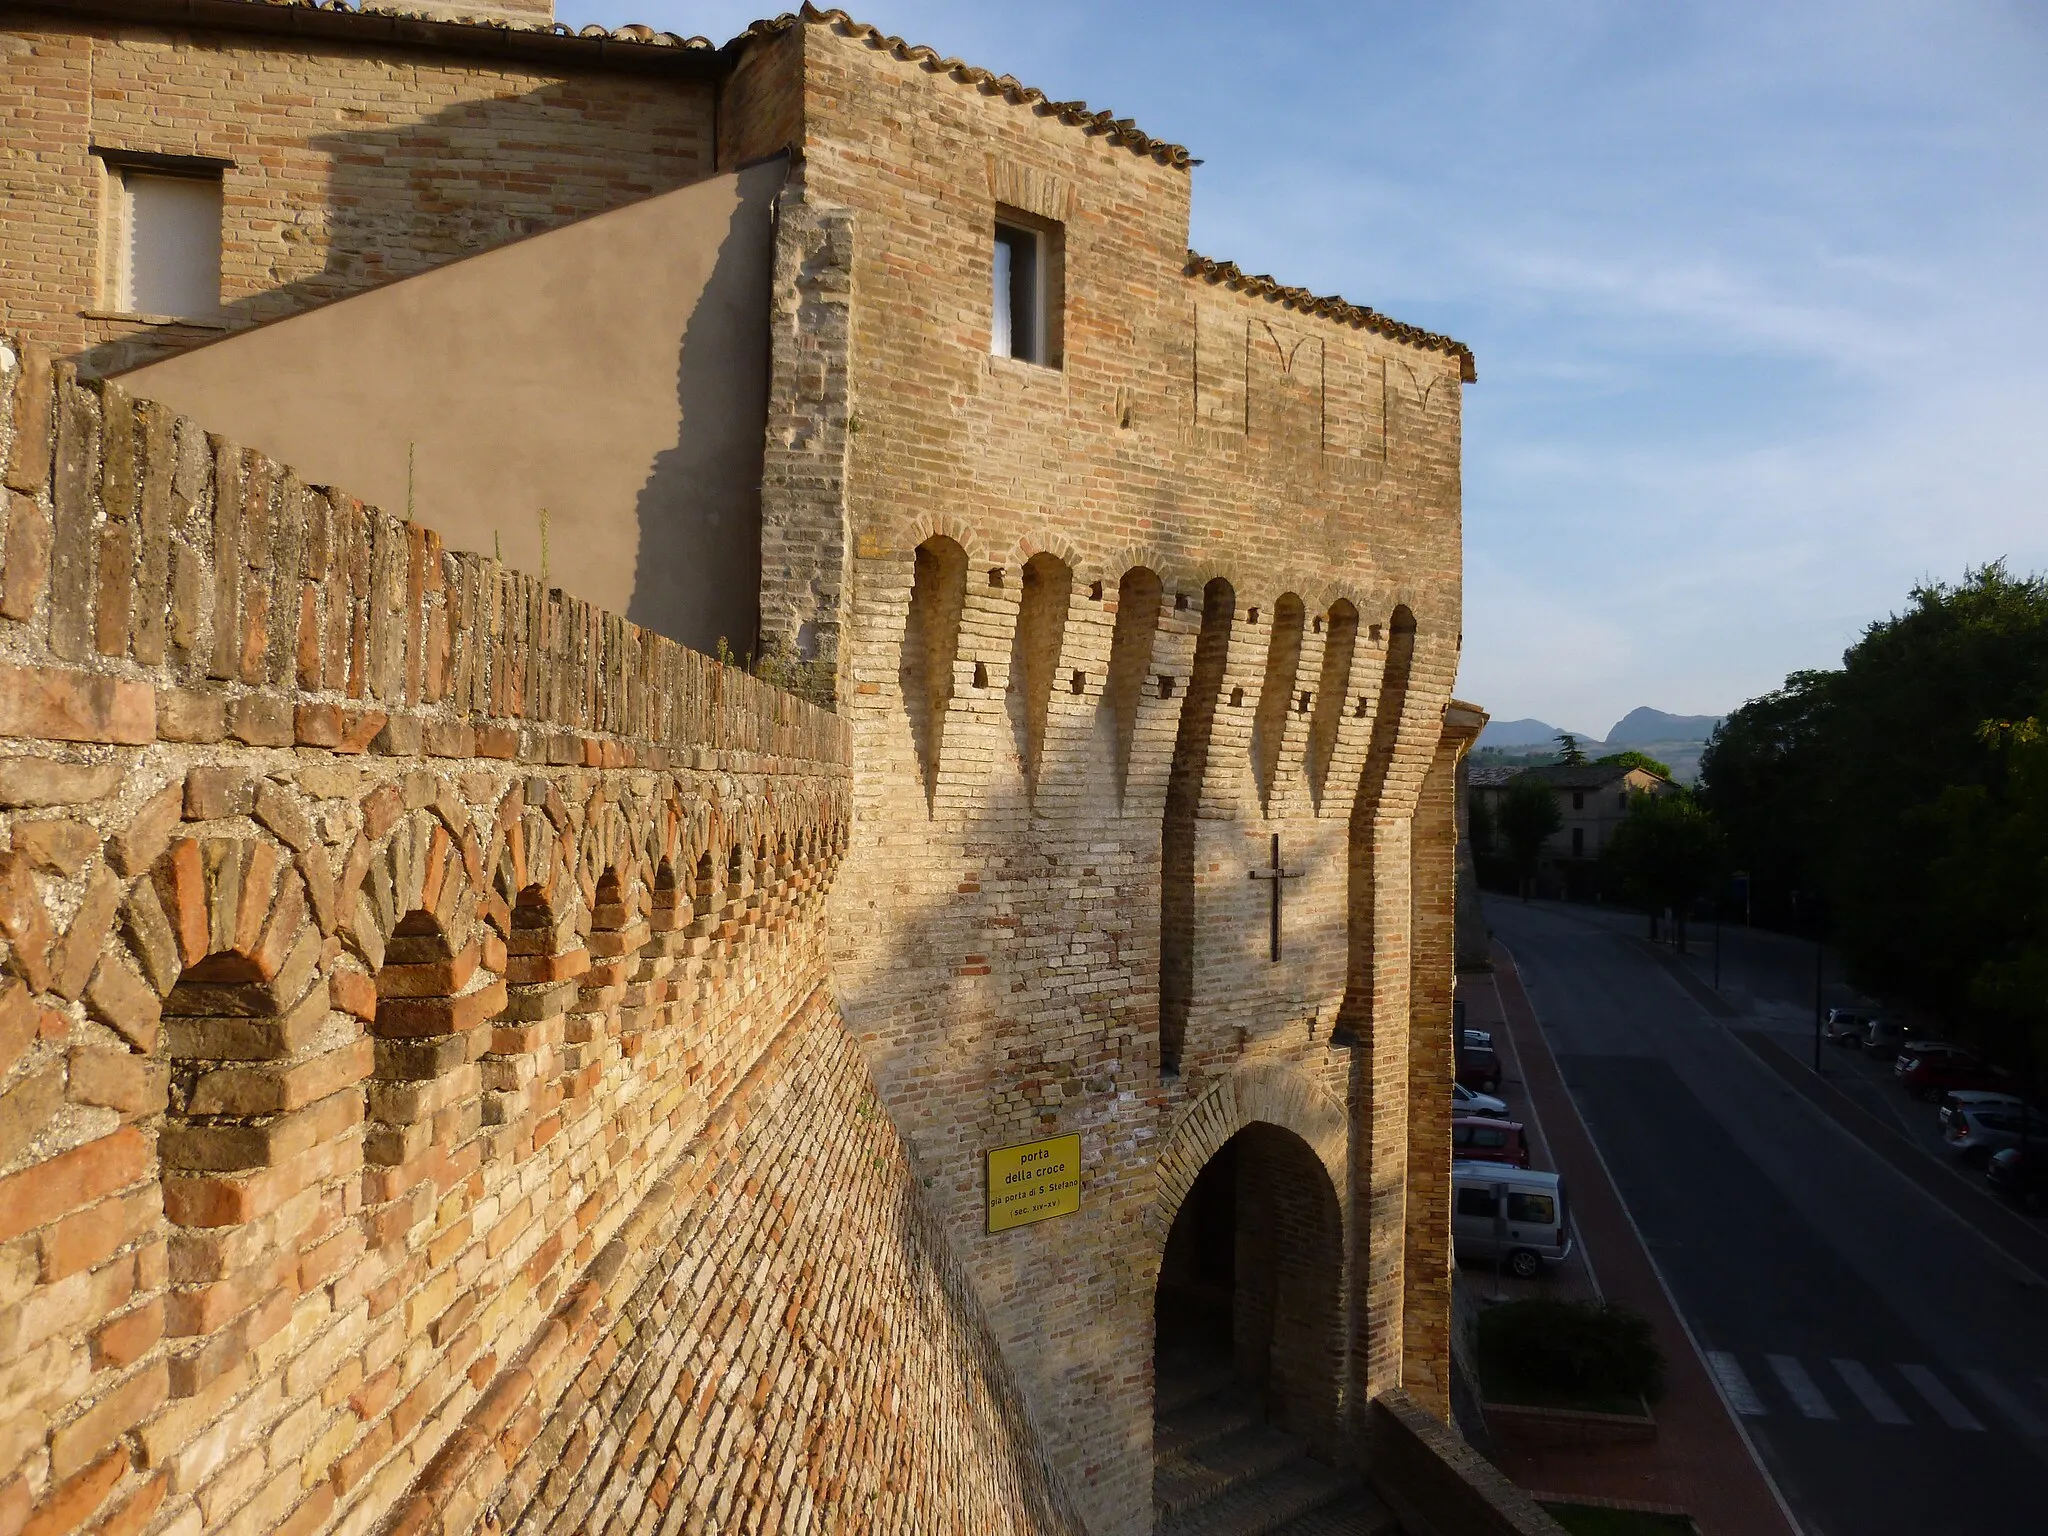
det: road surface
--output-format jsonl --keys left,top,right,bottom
{"left": 1483, "top": 897, "right": 2048, "bottom": 1536}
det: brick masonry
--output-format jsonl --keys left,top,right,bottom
{"left": 0, "top": 6, "right": 1517, "bottom": 1534}
{"left": 0, "top": 336, "right": 1086, "bottom": 1536}
{"left": 739, "top": 15, "right": 1481, "bottom": 1532}
{"left": 0, "top": 9, "right": 717, "bottom": 376}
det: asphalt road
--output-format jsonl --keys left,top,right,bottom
{"left": 1484, "top": 897, "right": 2048, "bottom": 1536}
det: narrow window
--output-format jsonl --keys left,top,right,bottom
{"left": 109, "top": 164, "right": 223, "bottom": 317}
{"left": 1102, "top": 567, "right": 1162, "bottom": 809}
{"left": 1008, "top": 552, "right": 1073, "bottom": 800}
{"left": 1572, "top": 791, "right": 1584, "bottom": 811}
{"left": 900, "top": 536, "right": 968, "bottom": 814}
{"left": 992, "top": 210, "right": 1062, "bottom": 366}
{"left": 1250, "top": 593, "right": 1305, "bottom": 814}
{"left": 1306, "top": 599, "right": 1362, "bottom": 805}
{"left": 1161, "top": 578, "right": 1234, "bottom": 1074}
{"left": 1572, "top": 826, "right": 1585, "bottom": 857}
{"left": 1340, "top": 607, "right": 1417, "bottom": 1034}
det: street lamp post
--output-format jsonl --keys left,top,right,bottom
{"left": 1812, "top": 908, "right": 1825, "bottom": 1075}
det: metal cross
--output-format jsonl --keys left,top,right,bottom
{"left": 1247, "top": 832, "right": 1305, "bottom": 963}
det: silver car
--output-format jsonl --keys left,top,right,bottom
{"left": 1453, "top": 1082, "right": 1509, "bottom": 1120}
{"left": 1945, "top": 1105, "right": 2048, "bottom": 1168}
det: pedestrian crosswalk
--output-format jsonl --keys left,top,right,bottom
{"left": 1703, "top": 1351, "right": 2048, "bottom": 1437}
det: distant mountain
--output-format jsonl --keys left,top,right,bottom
{"left": 1473, "top": 706, "right": 1724, "bottom": 784}
{"left": 1476, "top": 717, "right": 1593, "bottom": 748}
{"left": 1604, "top": 707, "right": 1722, "bottom": 745}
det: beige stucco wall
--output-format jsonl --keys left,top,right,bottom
{"left": 117, "top": 159, "right": 783, "bottom": 657}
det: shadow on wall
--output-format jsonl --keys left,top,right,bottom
{"left": 628, "top": 169, "right": 773, "bottom": 654}
{"left": 103, "top": 85, "right": 774, "bottom": 657}
{"left": 85, "top": 76, "right": 711, "bottom": 377}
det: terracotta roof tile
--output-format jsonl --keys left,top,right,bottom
{"left": 746, "top": 6, "right": 1194, "bottom": 167}
{"left": 1185, "top": 254, "right": 1477, "bottom": 382}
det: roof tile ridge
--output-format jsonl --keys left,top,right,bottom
{"left": 761, "top": 3, "right": 1193, "bottom": 167}
{"left": 1185, "top": 250, "right": 1477, "bottom": 382}
{"left": 224, "top": 0, "right": 719, "bottom": 48}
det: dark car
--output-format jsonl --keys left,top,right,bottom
{"left": 1456, "top": 1032, "right": 1501, "bottom": 1095}
{"left": 1987, "top": 1146, "right": 2048, "bottom": 1213}
{"left": 1895, "top": 1043, "right": 2012, "bottom": 1101}
{"left": 1860, "top": 1017, "right": 1914, "bottom": 1060}
{"left": 1451, "top": 1117, "right": 1531, "bottom": 1169}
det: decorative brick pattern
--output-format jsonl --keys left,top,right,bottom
{"left": 0, "top": 4, "right": 1501, "bottom": 1531}
{"left": 0, "top": 333, "right": 1085, "bottom": 1536}
{"left": 749, "top": 17, "right": 1470, "bottom": 1526}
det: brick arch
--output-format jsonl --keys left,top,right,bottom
{"left": 340, "top": 806, "right": 484, "bottom": 973}
{"left": 897, "top": 513, "right": 991, "bottom": 567}
{"left": 123, "top": 832, "right": 320, "bottom": 1006}
{"left": 1149, "top": 1060, "right": 1349, "bottom": 1252}
{"left": 1008, "top": 530, "right": 1085, "bottom": 577}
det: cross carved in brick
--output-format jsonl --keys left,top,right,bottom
{"left": 1247, "top": 832, "right": 1304, "bottom": 963}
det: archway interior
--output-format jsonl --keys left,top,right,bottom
{"left": 1154, "top": 1123, "right": 1344, "bottom": 1456}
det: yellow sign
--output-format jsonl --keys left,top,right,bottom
{"left": 985, "top": 1133, "right": 1082, "bottom": 1233}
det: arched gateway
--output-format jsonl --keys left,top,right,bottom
{"left": 1150, "top": 1064, "right": 1355, "bottom": 1519}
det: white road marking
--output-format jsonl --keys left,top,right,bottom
{"left": 1767, "top": 1354, "right": 1837, "bottom": 1420}
{"left": 1707, "top": 1351, "right": 1766, "bottom": 1416}
{"left": 1899, "top": 1364, "right": 1986, "bottom": 1431}
{"left": 1964, "top": 1369, "right": 2046, "bottom": 1438}
{"left": 1832, "top": 1359, "right": 1911, "bottom": 1426}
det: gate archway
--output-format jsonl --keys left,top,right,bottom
{"left": 1155, "top": 1122, "right": 1346, "bottom": 1455}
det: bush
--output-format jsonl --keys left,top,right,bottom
{"left": 1476, "top": 1298, "right": 1666, "bottom": 1404}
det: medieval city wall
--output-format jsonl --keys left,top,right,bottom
{"left": 729, "top": 17, "right": 1474, "bottom": 1532}
{"left": 0, "top": 338, "right": 1077, "bottom": 1536}
{"left": 0, "top": 9, "right": 719, "bottom": 376}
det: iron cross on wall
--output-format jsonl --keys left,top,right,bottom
{"left": 1247, "top": 833, "right": 1304, "bottom": 963}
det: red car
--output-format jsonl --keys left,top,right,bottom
{"left": 1452, "top": 1117, "right": 1531, "bottom": 1169}
{"left": 1894, "top": 1043, "right": 2012, "bottom": 1101}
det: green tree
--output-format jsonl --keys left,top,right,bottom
{"left": 1499, "top": 775, "right": 1562, "bottom": 900}
{"left": 1698, "top": 564, "right": 2048, "bottom": 1082}
{"left": 1602, "top": 789, "right": 1727, "bottom": 950}
{"left": 1555, "top": 732, "right": 1589, "bottom": 765}
{"left": 1698, "top": 670, "right": 1834, "bottom": 933}
{"left": 1468, "top": 787, "right": 1497, "bottom": 856}
{"left": 1597, "top": 749, "right": 1673, "bottom": 779}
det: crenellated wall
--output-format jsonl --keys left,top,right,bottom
{"left": 732, "top": 16, "right": 1473, "bottom": 1530}
{"left": 0, "top": 336, "right": 1078, "bottom": 1536}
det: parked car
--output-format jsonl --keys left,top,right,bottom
{"left": 1451, "top": 1164, "right": 1573, "bottom": 1278}
{"left": 1895, "top": 1043, "right": 2012, "bottom": 1101}
{"left": 1987, "top": 1146, "right": 2048, "bottom": 1213}
{"left": 1824, "top": 1008, "right": 1881, "bottom": 1046}
{"left": 1860, "top": 1017, "right": 1914, "bottom": 1060}
{"left": 1453, "top": 1082, "right": 1509, "bottom": 1119}
{"left": 1938, "top": 1089, "right": 2030, "bottom": 1136}
{"left": 1944, "top": 1105, "right": 2048, "bottom": 1167}
{"left": 1457, "top": 1028, "right": 1501, "bottom": 1094}
{"left": 1451, "top": 1117, "right": 1531, "bottom": 1169}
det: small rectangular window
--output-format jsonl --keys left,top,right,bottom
{"left": 992, "top": 209, "right": 1061, "bottom": 367}
{"left": 1455, "top": 1187, "right": 1497, "bottom": 1219}
{"left": 1507, "top": 1192, "right": 1556, "bottom": 1225}
{"left": 1571, "top": 826, "right": 1584, "bottom": 857}
{"left": 110, "top": 165, "right": 223, "bottom": 318}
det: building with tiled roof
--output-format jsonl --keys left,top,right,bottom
{"left": 0, "top": 4, "right": 1539, "bottom": 1534}
{"left": 1471, "top": 759, "right": 1676, "bottom": 896}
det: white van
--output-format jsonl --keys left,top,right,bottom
{"left": 1451, "top": 1163, "right": 1573, "bottom": 1279}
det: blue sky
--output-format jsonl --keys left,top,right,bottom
{"left": 560, "top": 0, "right": 2048, "bottom": 739}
